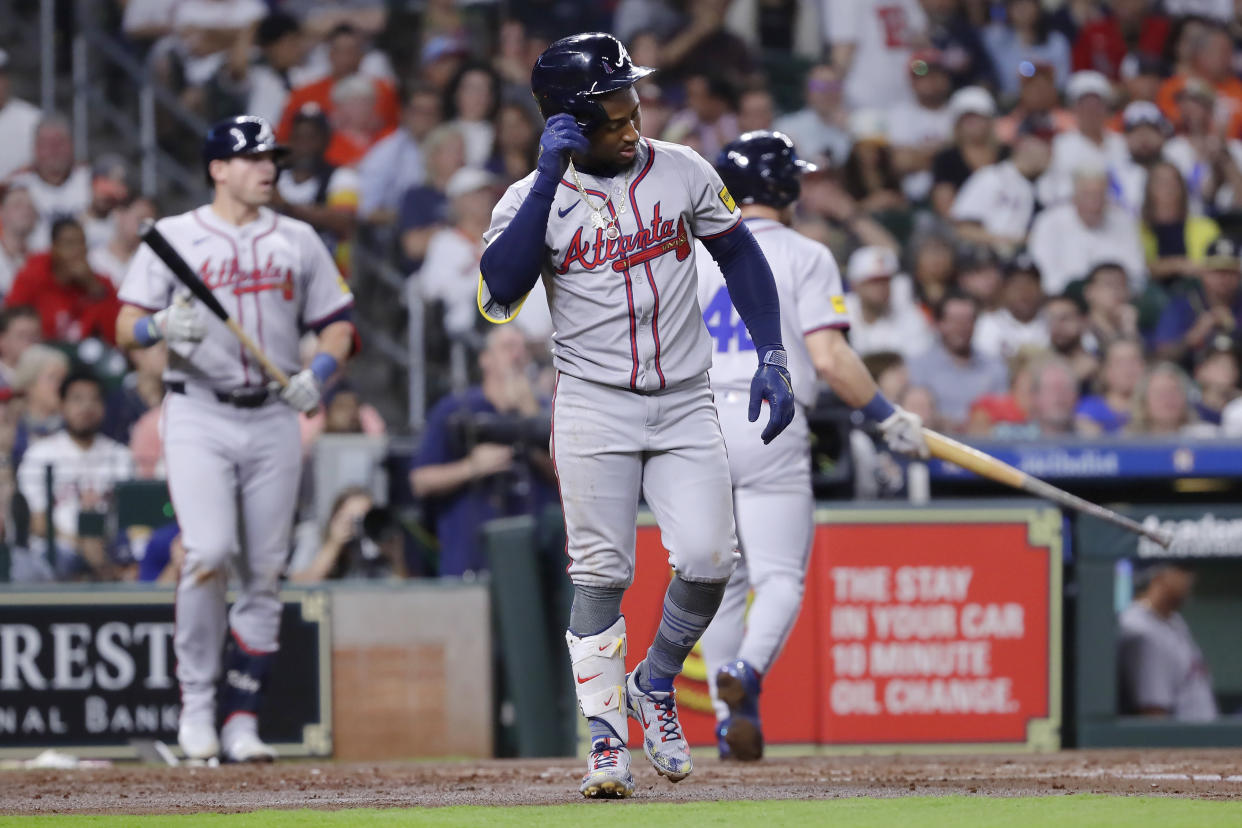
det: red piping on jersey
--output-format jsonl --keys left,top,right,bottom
{"left": 221, "top": 711, "right": 256, "bottom": 729}
{"left": 121, "top": 300, "right": 163, "bottom": 313}
{"left": 626, "top": 141, "right": 665, "bottom": 388}
{"left": 804, "top": 322, "right": 851, "bottom": 335}
{"left": 192, "top": 209, "right": 252, "bottom": 384}
{"left": 698, "top": 216, "right": 742, "bottom": 240}
{"left": 230, "top": 627, "right": 275, "bottom": 657}
{"left": 560, "top": 177, "right": 641, "bottom": 389}
{"left": 306, "top": 300, "right": 361, "bottom": 355}
{"left": 249, "top": 213, "right": 280, "bottom": 380}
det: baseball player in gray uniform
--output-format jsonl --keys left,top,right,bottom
{"left": 478, "top": 34, "right": 795, "bottom": 798}
{"left": 695, "top": 132, "right": 928, "bottom": 760}
{"left": 115, "top": 116, "right": 356, "bottom": 763}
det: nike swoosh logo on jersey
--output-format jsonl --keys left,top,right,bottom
{"left": 557, "top": 202, "right": 581, "bottom": 218}
{"left": 192, "top": 236, "right": 210, "bottom": 245}
{"left": 576, "top": 672, "right": 602, "bottom": 684}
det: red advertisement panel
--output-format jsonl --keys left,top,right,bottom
{"left": 620, "top": 510, "right": 1058, "bottom": 750}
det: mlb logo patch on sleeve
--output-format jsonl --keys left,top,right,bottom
{"left": 719, "top": 186, "right": 736, "bottom": 212}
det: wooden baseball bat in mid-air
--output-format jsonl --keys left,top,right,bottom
{"left": 139, "top": 220, "right": 291, "bottom": 388}
{"left": 922, "top": 429, "right": 1174, "bottom": 548}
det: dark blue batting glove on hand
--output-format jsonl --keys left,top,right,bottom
{"left": 749, "top": 348, "right": 795, "bottom": 444}
{"left": 536, "top": 114, "right": 590, "bottom": 182}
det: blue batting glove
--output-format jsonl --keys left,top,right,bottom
{"left": 748, "top": 348, "right": 795, "bottom": 444}
{"left": 536, "top": 113, "right": 590, "bottom": 181}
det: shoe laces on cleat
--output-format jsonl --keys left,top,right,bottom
{"left": 591, "top": 738, "right": 622, "bottom": 769}
{"left": 655, "top": 694, "right": 683, "bottom": 743}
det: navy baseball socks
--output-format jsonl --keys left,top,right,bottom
{"left": 715, "top": 659, "right": 764, "bottom": 761}
{"left": 626, "top": 576, "right": 727, "bottom": 782}
{"left": 217, "top": 635, "right": 278, "bottom": 763}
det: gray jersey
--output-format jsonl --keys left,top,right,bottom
{"left": 1118, "top": 603, "right": 1218, "bottom": 721}
{"left": 479, "top": 138, "right": 741, "bottom": 391}
{"left": 695, "top": 218, "right": 850, "bottom": 407}
{"left": 119, "top": 206, "right": 353, "bottom": 389}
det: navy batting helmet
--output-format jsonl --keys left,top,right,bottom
{"left": 530, "top": 33, "right": 655, "bottom": 133}
{"left": 202, "top": 115, "right": 289, "bottom": 186}
{"left": 715, "top": 131, "right": 817, "bottom": 209}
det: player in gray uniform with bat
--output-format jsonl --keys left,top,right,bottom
{"left": 478, "top": 33, "right": 794, "bottom": 798}
{"left": 115, "top": 116, "right": 356, "bottom": 763}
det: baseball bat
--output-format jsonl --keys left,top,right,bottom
{"left": 139, "top": 220, "right": 291, "bottom": 388}
{"left": 922, "top": 429, "right": 1174, "bottom": 548}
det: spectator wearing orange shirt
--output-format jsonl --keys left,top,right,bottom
{"left": 323, "top": 75, "right": 393, "bottom": 167}
{"left": 5, "top": 218, "right": 120, "bottom": 345}
{"left": 276, "top": 24, "right": 398, "bottom": 144}
{"left": 1156, "top": 27, "right": 1242, "bottom": 140}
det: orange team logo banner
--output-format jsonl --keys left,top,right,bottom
{"left": 621, "top": 508, "right": 1061, "bottom": 750}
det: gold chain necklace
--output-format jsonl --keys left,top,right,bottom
{"left": 568, "top": 160, "right": 630, "bottom": 240}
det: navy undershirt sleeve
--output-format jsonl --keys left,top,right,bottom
{"left": 702, "top": 222, "right": 783, "bottom": 356}
{"left": 479, "top": 174, "right": 559, "bottom": 306}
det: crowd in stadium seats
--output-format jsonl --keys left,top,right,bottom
{"left": 3, "top": 0, "right": 1242, "bottom": 580}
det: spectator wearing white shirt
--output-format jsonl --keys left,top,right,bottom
{"left": 80, "top": 154, "right": 131, "bottom": 253}
{"left": 6, "top": 115, "right": 91, "bottom": 253}
{"left": 1111, "top": 101, "right": 1173, "bottom": 216}
{"left": 88, "top": 195, "right": 157, "bottom": 289}
{"left": 930, "top": 86, "right": 1001, "bottom": 218}
{"left": 0, "top": 50, "right": 41, "bottom": 181}
{"left": 889, "top": 49, "right": 955, "bottom": 202}
{"left": 416, "top": 168, "right": 499, "bottom": 340}
{"left": 1044, "top": 70, "right": 1129, "bottom": 205}
{"left": 14, "top": 369, "right": 135, "bottom": 582}
{"left": 0, "top": 185, "right": 37, "bottom": 298}
{"left": 843, "top": 246, "right": 933, "bottom": 360}
{"left": 357, "top": 84, "right": 442, "bottom": 224}
{"left": 1223, "top": 392, "right": 1242, "bottom": 436}
{"left": 1028, "top": 165, "right": 1147, "bottom": 295}
{"left": 974, "top": 254, "right": 1050, "bottom": 360}
{"left": 824, "top": 0, "right": 928, "bottom": 111}
{"left": 951, "top": 114, "right": 1054, "bottom": 255}
{"left": 444, "top": 64, "right": 500, "bottom": 170}
{"left": 772, "top": 64, "right": 852, "bottom": 166}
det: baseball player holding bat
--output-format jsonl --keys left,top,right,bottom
{"left": 479, "top": 32, "right": 796, "bottom": 798}
{"left": 694, "top": 131, "right": 928, "bottom": 761}
{"left": 115, "top": 115, "right": 357, "bottom": 763}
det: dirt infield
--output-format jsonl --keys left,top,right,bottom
{"left": 3, "top": 749, "right": 1241, "bottom": 814}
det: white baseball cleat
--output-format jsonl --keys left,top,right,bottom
{"left": 579, "top": 736, "right": 635, "bottom": 798}
{"left": 221, "top": 715, "right": 277, "bottom": 763}
{"left": 625, "top": 661, "right": 692, "bottom": 782}
{"left": 177, "top": 719, "right": 220, "bottom": 761}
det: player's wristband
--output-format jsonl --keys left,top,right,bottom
{"left": 310, "top": 352, "right": 339, "bottom": 384}
{"left": 860, "top": 391, "right": 896, "bottom": 423}
{"left": 133, "top": 316, "right": 162, "bottom": 347}
{"left": 758, "top": 346, "right": 788, "bottom": 369}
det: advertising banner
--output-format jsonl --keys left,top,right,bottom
{"left": 621, "top": 505, "right": 1061, "bottom": 751}
{"left": 0, "top": 589, "right": 331, "bottom": 759}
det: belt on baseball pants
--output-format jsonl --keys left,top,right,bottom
{"left": 165, "top": 381, "right": 275, "bottom": 409}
